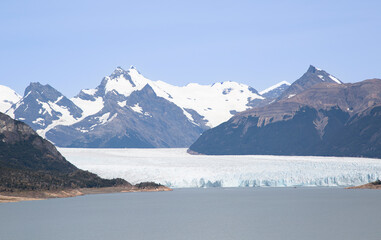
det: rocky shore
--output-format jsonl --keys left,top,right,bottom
{"left": 346, "top": 180, "right": 381, "bottom": 190}
{"left": 0, "top": 182, "right": 172, "bottom": 203}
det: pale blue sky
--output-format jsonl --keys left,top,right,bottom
{"left": 1, "top": 0, "right": 380, "bottom": 97}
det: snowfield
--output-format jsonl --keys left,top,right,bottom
{"left": 59, "top": 148, "right": 381, "bottom": 188}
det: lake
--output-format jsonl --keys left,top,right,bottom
{"left": 1, "top": 188, "right": 381, "bottom": 240}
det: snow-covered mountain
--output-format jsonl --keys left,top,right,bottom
{"left": 73, "top": 66, "right": 264, "bottom": 128}
{"left": 0, "top": 85, "right": 21, "bottom": 113}
{"left": 6, "top": 82, "right": 83, "bottom": 138}
{"left": 45, "top": 66, "right": 265, "bottom": 147}
{"left": 3, "top": 65, "right": 291, "bottom": 148}
{"left": 47, "top": 83, "right": 205, "bottom": 148}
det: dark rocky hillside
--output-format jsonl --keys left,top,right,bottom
{"left": 189, "top": 79, "right": 381, "bottom": 158}
{"left": 277, "top": 65, "right": 342, "bottom": 100}
{"left": 0, "top": 112, "right": 128, "bottom": 192}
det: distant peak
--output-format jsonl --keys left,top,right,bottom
{"left": 109, "top": 66, "right": 128, "bottom": 78}
{"left": 28, "top": 82, "right": 44, "bottom": 87}
{"left": 26, "top": 82, "right": 51, "bottom": 91}
{"left": 24, "top": 82, "right": 60, "bottom": 97}
{"left": 115, "top": 66, "right": 125, "bottom": 72}
{"left": 307, "top": 65, "right": 322, "bottom": 73}
{"left": 129, "top": 65, "right": 141, "bottom": 74}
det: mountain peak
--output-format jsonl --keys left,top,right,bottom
{"left": 114, "top": 66, "right": 126, "bottom": 73}
{"left": 110, "top": 65, "right": 140, "bottom": 77}
{"left": 307, "top": 65, "right": 322, "bottom": 73}
{"left": 24, "top": 82, "right": 55, "bottom": 96}
{"left": 28, "top": 82, "right": 44, "bottom": 88}
{"left": 108, "top": 67, "right": 129, "bottom": 80}
{"left": 129, "top": 65, "right": 141, "bottom": 74}
{"left": 277, "top": 65, "right": 342, "bottom": 100}
{"left": 305, "top": 65, "right": 342, "bottom": 84}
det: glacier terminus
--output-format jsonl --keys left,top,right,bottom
{"left": 60, "top": 148, "right": 381, "bottom": 188}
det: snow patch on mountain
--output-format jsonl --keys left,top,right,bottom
{"left": 36, "top": 97, "right": 81, "bottom": 138}
{"left": 259, "top": 81, "right": 291, "bottom": 95}
{"left": 117, "top": 101, "right": 127, "bottom": 108}
{"left": 96, "top": 112, "right": 111, "bottom": 124}
{"left": 32, "top": 117, "right": 45, "bottom": 126}
{"left": 0, "top": 85, "right": 21, "bottom": 114}
{"left": 329, "top": 74, "right": 342, "bottom": 84}
{"left": 82, "top": 89, "right": 97, "bottom": 95}
{"left": 71, "top": 96, "right": 104, "bottom": 118}
{"left": 131, "top": 103, "right": 143, "bottom": 114}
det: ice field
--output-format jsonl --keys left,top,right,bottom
{"left": 59, "top": 148, "right": 381, "bottom": 188}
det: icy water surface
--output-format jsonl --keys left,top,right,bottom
{"left": 1, "top": 188, "right": 381, "bottom": 240}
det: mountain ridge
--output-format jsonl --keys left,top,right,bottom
{"left": 188, "top": 78, "right": 381, "bottom": 157}
{"left": 277, "top": 65, "right": 342, "bottom": 100}
{"left": 1, "top": 64, "right": 346, "bottom": 148}
{"left": 2, "top": 65, "right": 275, "bottom": 147}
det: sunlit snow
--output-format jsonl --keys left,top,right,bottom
{"left": 60, "top": 148, "right": 381, "bottom": 188}
{"left": 73, "top": 67, "right": 264, "bottom": 127}
{"left": 130, "top": 103, "right": 143, "bottom": 114}
{"left": 329, "top": 74, "right": 342, "bottom": 84}
{"left": 117, "top": 100, "right": 127, "bottom": 108}
{"left": 259, "top": 81, "right": 291, "bottom": 95}
{"left": 0, "top": 85, "right": 21, "bottom": 113}
{"left": 71, "top": 96, "right": 104, "bottom": 118}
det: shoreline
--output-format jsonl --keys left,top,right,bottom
{"left": 0, "top": 185, "right": 172, "bottom": 203}
{"left": 346, "top": 181, "right": 381, "bottom": 190}
{"left": 3, "top": 182, "right": 380, "bottom": 203}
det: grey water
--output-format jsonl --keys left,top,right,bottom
{"left": 1, "top": 188, "right": 381, "bottom": 240}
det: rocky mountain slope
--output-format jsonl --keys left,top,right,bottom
{"left": 4, "top": 66, "right": 272, "bottom": 148}
{"left": 188, "top": 79, "right": 381, "bottom": 158}
{"left": 2, "top": 65, "right": 342, "bottom": 148}
{"left": 0, "top": 112, "right": 128, "bottom": 191}
{"left": 48, "top": 84, "right": 204, "bottom": 147}
{"left": 278, "top": 65, "right": 342, "bottom": 100}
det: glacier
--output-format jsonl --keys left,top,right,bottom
{"left": 59, "top": 148, "right": 381, "bottom": 188}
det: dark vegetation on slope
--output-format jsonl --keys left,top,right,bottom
{"left": 0, "top": 113, "right": 128, "bottom": 192}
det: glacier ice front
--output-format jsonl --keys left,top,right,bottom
{"left": 59, "top": 148, "right": 381, "bottom": 188}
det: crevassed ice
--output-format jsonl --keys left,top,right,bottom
{"left": 59, "top": 148, "right": 381, "bottom": 188}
